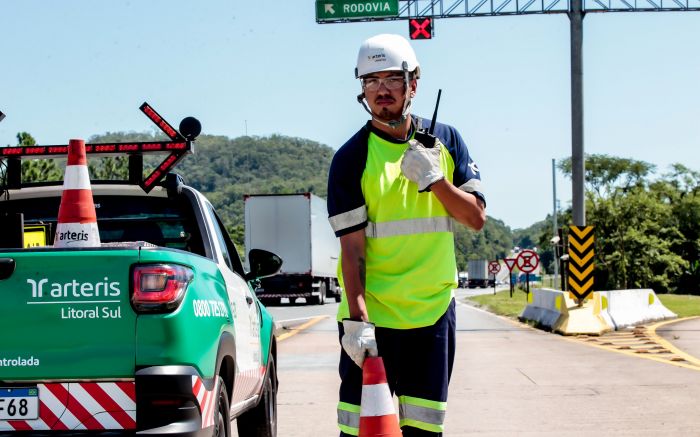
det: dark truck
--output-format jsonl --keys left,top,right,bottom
{"left": 0, "top": 107, "right": 280, "bottom": 436}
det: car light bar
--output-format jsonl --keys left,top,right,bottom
{"left": 140, "top": 103, "right": 184, "bottom": 141}
{"left": 0, "top": 141, "right": 189, "bottom": 158}
{"left": 0, "top": 103, "right": 199, "bottom": 193}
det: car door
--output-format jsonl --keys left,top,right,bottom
{"left": 204, "top": 203, "right": 263, "bottom": 405}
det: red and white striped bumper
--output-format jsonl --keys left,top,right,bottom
{"left": 0, "top": 382, "right": 135, "bottom": 432}
{"left": 191, "top": 375, "right": 217, "bottom": 429}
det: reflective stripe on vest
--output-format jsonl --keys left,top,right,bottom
{"left": 365, "top": 216, "right": 454, "bottom": 239}
{"left": 399, "top": 395, "right": 447, "bottom": 433}
{"left": 329, "top": 205, "right": 367, "bottom": 234}
{"left": 338, "top": 401, "right": 360, "bottom": 436}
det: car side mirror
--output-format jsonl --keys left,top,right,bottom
{"left": 245, "top": 249, "right": 283, "bottom": 281}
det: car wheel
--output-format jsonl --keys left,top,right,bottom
{"left": 213, "top": 376, "right": 230, "bottom": 437}
{"left": 237, "top": 355, "right": 277, "bottom": 437}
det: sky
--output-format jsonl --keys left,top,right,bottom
{"left": 1, "top": 1, "right": 698, "bottom": 230}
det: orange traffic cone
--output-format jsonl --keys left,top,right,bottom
{"left": 359, "top": 356, "right": 402, "bottom": 437}
{"left": 54, "top": 139, "right": 100, "bottom": 248}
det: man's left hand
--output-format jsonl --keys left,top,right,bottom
{"left": 401, "top": 138, "right": 444, "bottom": 192}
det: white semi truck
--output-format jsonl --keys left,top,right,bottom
{"left": 467, "top": 259, "right": 490, "bottom": 288}
{"left": 244, "top": 193, "right": 342, "bottom": 305}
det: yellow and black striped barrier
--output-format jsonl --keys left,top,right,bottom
{"left": 568, "top": 225, "right": 594, "bottom": 301}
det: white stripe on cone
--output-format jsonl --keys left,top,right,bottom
{"left": 63, "top": 165, "right": 92, "bottom": 190}
{"left": 360, "top": 384, "right": 396, "bottom": 417}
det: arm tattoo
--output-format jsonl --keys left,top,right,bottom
{"left": 358, "top": 256, "right": 366, "bottom": 289}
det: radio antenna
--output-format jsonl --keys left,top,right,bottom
{"left": 428, "top": 89, "right": 442, "bottom": 135}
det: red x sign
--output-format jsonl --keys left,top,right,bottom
{"left": 409, "top": 18, "right": 432, "bottom": 40}
{"left": 516, "top": 250, "right": 540, "bottom": 273}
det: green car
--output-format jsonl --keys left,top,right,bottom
{"left": 0, "top": 173, "right": 280, "bottom": 437}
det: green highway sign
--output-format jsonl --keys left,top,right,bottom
{"left": 316, "top": 0, "right": 399, "bottom": 21}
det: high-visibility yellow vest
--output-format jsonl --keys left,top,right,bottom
{"left": 336, "top": 129, "right": 457, "bottom": 329}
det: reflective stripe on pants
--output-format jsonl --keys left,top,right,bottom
{"left": 399, "top": 395, "right": 447, "bottom": 433}
{"left": 338, "top": 401, "right": 360, "bottom": 436}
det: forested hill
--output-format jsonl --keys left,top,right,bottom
{"left": 99, "top": 132, "right": 518, "bottom": 269}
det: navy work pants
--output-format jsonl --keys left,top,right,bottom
{"left": 338, "top": 298, "right": 456, "bottom": 436}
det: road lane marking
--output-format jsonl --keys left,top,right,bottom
{"left": 277, "top": 315, "right": 330, "bottom": 342}
{"left": 649, "top": 316, "right": 700, "bottom": 367}
{"left": 562, "top": 319, "right": 700, "bottom": 372}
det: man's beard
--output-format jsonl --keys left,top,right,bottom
{"left": 375, "top": 106, "right": 402, "bottom": 122}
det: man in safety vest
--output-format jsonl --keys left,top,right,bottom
{"left": 327, "top": 34, "right": 486, "bottom": 436}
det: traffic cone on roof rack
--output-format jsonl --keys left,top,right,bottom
{"left": 53, "top": 139, "right": 100, "bottom": 248}
{"left": 359, "top": 356, "right": 402, "bottom": 437}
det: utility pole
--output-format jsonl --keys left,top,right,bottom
{"left": 552, "top": 158, "right": 559, "bottom": 288}
{"left": 569, "top": 0, "right": 586, "bottom": 227}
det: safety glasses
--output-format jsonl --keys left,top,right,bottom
{"left": 361, "top": 76, "right": 405, "bottom": 92}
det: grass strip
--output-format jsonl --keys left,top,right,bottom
{"left": 466, "top": 289, "right": 528, "bottom": 318}
{"left": 658, "top": 294, "right": 700, "bottom": 318}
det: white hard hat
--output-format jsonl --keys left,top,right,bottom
{"left": 355, "top": 34, "right": 420, "bottom": 79}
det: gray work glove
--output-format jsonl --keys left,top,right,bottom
{"left": 400, "top": 137, "right": 444, "bottom": 192}
{"left": 341, "top": 320, "right": 378, "bottom": 368}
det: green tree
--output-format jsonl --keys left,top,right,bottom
{"left": 660, "top": 164, "right": 700, "bottom": 293}
{"left": 15, "top": 132, "right": 63, "bottom": 183}
{"left": 559, "top": 154, "right": 690, "bottom": 293}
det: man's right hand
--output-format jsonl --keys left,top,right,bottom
{"left": 341, "top": 319, "right": 378, "bottom": 368}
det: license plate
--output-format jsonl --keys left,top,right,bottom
{"left": 0, "top": 387, "right": 39, "bottom": 420}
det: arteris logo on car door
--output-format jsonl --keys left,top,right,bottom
{"left": 26, "top": 277, "right": 124, "bottom": 320}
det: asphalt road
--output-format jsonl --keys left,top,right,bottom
{"left": 264, "top": 293, "right": 700, "bottom": 436}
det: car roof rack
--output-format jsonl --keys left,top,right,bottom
{"left": 0, "top": 102, "right": 201, "bottom": 193}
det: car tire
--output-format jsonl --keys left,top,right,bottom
{"left": 213, "top": 376, "right": 230, "bottom": 437}
{"left": 236, "top": 355, "right": 277, "bottom": 437}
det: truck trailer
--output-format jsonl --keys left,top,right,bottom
{"left": 467, "top": 259, "right": 490, "bottom": 288}
{"left": 244, "top": 193, "right": 342, "bottom": 305}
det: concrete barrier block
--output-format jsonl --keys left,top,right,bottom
{"left": 603, "top": 289, "right": 677, "bottom": 329}
{"left": 553, "top": 292, "right": 612, "bottom": 335}
{"left": 520, "top": 288, "right": 567, "bottom": 330}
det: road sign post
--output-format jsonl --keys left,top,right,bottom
{"left": 504, "top": 258, "right": 516, "bottom": 298}
{"left": 488, "top": 260, "right": 501, "bottom": 295}
{"left": 516, "top": 250, "right": 540, "bottom": 299}
{"left": 315, "top": 0, "right": 399, "bottom": 21}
